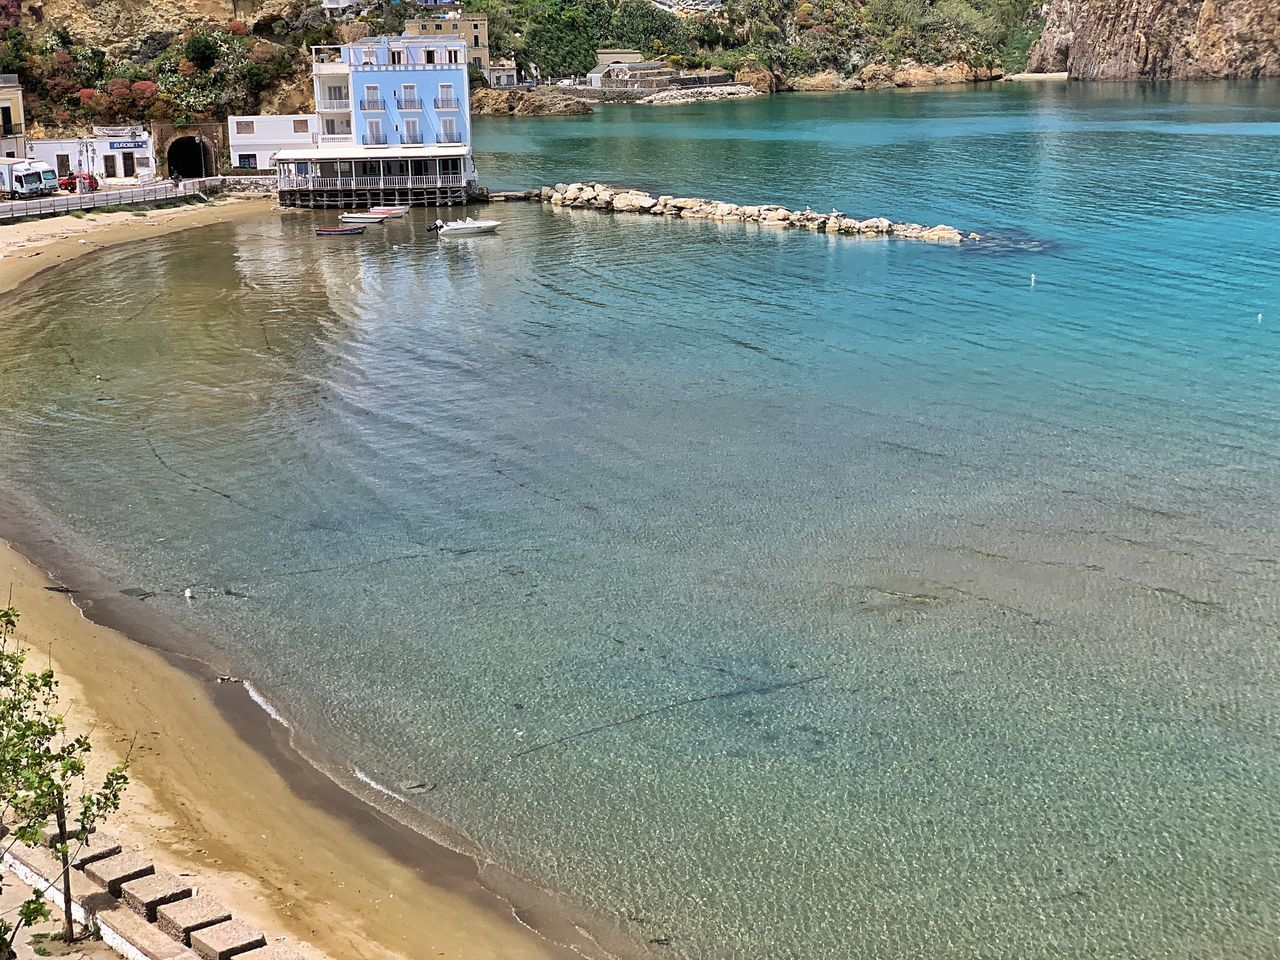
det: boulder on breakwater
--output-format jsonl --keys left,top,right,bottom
{"left": 516, "top": 182, "right": 976, "bottom": 243}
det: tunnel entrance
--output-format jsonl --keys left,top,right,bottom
{"left": 166, "top": 136, "right": 213, "bottom": 178}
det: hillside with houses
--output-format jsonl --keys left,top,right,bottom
{"left": 0, "top": 0, "right": 1046, "bottom": 139}
{"left": 2, "top": 0, "right": 1275, "bottom": 162}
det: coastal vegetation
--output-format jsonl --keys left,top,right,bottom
{"left": 0, "top": 20, "right": 304, "bottom": 129}
{"left": 2, "top": 0, "right": 1043, "bottom": 134}
{"left": 469, "top": 0, "right": 1042, "bottom": 78}
{"left": 0, "top": 604, "right": 129, "bottom": 954}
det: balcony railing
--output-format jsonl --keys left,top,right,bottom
{"left": 397, "top": 97, "right": 424, "bottom": 110}
{"left": 360, "top": 98, "right": 387, "bottom": 110}
{"left": 318, "top": 134, "right": 355, "bottom": 145}
{"left": 277, "top": 174, "right": 469, "bottom": 190}
{"left": 434, "top": 97, "right": 460, "bottom": 110}
{"left": 436, "top": 132, "right": 463, "bottom": 144}
{"left": 402, "top": 133, "right": 425, "bottom": 144}
{"left": 363, "top": 133, "right": 388, "bottom": 145}
{"left": 317, "top": 99, "right": 351, "bottom": 111}
{"left": 1, "top": 123, "right": 22, "bottom": 137}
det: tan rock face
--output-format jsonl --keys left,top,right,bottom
{"left": 887, "top": 60, "right": 1003, "bottom": 87}
{"left": 790, "top": 69, "right": 844, "bottom": 91}
{"left": 257, "top": 70, "right": 313, "bottom": 116}
{"left": 335, "top": 22, "right": 371, "bottom": 43}
{"left": 735, "top": 63, "right": 790, "bottom": 93}
{"left": 23, "top": 0, "right": 229, "bottom": 52}
{"left": 1028, "top": 0, "right": 1280, "bottom": 78}
{"left": 857, "top": 63, "right": 896, "bottom": 88}
{"left": 514, "top": 91, "right": 593, "bottom": 116}
{"left": 471, "top": 88, "right": 593, "bottom": 116}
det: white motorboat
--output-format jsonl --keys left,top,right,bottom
{"left": 433, "top": 217, "right": 501, "bottom": 237}
{"left": 369, "top": 205, "right": 409, "bottom": 217}
{"left": 340, "top": 212, "right": 389, "bottom": 224}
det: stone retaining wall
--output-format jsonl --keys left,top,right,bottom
{"left": 554, "top": 87, "right": 655, "bottom": 103}
{"left": 486, "top": 182, "right": 978, "bottom": 243}
{"left": 208, "top": 175, "right": 276, "bottom": 196}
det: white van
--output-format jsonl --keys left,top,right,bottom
{"left": 30, "top": 160, "right": 59, "bottom": 195}
{"left": 0, "top": 158, "right": 46, "bottom": 199}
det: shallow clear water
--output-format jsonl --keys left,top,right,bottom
{"left": 3, "top": 82, "right": 1280, "bottom": 959}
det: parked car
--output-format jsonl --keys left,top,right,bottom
{"left": 59, "top": 172, "right": 100, "bottom": 193}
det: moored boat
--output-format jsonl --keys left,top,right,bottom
{"left": 369, "top": 205, "right": 409, "bottom": 218}
{"left": 340, "top": 212, "right": 390, "bottom": 224}
{"left": 316, "top": 225, "right": 367, "bottom": 236}
{"left": 432, "top": 217, "right": 501, "bottom": 237}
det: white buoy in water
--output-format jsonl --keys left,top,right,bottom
{"left": 184, "top": 587, "right": 194, "bottom": 601}
{"left": 1030, "top": 273, "right": 1036, "bottom": 286}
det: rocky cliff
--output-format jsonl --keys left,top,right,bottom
{"left": 1028, "top": 0, "right": 1280, "bottom": 78}
{"left": 22, "top": 0, "right": 235, "bottom": 52}
{"left": 470, "top": 88, "right": 592, "bottom": 116}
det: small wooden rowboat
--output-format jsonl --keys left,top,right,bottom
{"left": 316, "top": 225, "right": 367, "bottom": 236}
{"left": 340, "top": 212, "right": 389, "bottom": 224}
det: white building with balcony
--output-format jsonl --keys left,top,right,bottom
{"left": 275, "top": 33, "right": 475, "bottom": 208}
{"left": 1, "top": 73, "right": 26, "bottom": 160}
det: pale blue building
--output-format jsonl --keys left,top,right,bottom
{"left": 275, "top": 34, "right": 475, "bottom": 207}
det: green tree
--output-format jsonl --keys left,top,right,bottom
{"left": 0, "top": 28, "right": 28, "bottom": 75}
{"left": 0, "top": 605, "right": 129, "bottom": 951}
{"left": 609, "top": 0, "right": 690, "bottom": 56}
{"left": 524, "top": 8, "right": 598, "bottom": 77}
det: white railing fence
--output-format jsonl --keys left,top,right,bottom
{"left": 277, "top": 175, "right": 467, "bottom": 190}
{"left": 0, "top": 177, "right": 246, "bottom": 223}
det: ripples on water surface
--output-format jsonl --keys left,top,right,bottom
{"left": 3, "top": 82, "right": 1280, "bottom": 959}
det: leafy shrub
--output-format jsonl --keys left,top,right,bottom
{"left": 183, "top": 33, "right": 218, "bottom": 70}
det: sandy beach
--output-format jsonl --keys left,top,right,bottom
{"left": 0, "top": 207, "right": 628, "bottom": 960}
{"left": 0, "top": 198, "right": 276, "bottom": 295}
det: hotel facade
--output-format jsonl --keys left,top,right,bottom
{"left": 1, "top": 73, "right": 26, "bottom": 159}
{"left": 274, "top": 33, "right": 475, "bottom": 208}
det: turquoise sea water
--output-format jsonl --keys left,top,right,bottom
{"left": 3, "top": 82, "right": 1280, "bottom": 959}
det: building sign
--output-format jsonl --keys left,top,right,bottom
{"left": 93, "top": 125, "right": 144, "bottom": 138}
{"left": 109, "top": 140, "right": 147, "bottom": 149}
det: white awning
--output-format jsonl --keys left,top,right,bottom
{"left": 274, "top": 144, "right": 469, "bottom": 161}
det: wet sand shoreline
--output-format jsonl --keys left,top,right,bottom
{"left": 0, "top": 198, "right": 275, "bottom": 295}
{"left": 0, "top": 208, "right": 646, "bottom": 960}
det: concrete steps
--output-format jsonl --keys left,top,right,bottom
{"left": 2, "top": 823, "right": 308, "bottom": 960}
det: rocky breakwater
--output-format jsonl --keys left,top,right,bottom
{"left": 497, "top": 182, "right": 977, "bottom": 243}
{"left": 639, "top": 85, "right": 761, "bottom": 105}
